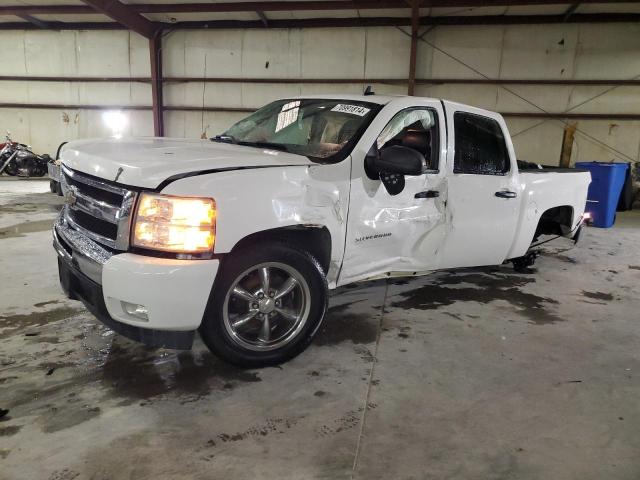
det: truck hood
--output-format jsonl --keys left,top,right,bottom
{"left": 60, "top": 137, "right": 314, "bottom": 189}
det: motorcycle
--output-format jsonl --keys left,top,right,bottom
{"left": 0, "top": 132, "right": 50, "bottom": 178}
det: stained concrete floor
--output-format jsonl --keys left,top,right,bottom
{"left": 1, "top": 178, "right": 640, "bottom": 480}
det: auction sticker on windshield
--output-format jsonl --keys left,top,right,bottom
{"left": 331, "top": 104, "right": 371, "bottom": 116}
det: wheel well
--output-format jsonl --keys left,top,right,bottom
{"left": 229, "top": 226, "right": 332, "bottom": 274}
{"left": 534, "top": 205, "right": 574, "bottom": 238}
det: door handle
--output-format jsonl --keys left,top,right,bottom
{"left": 495, "top": 190, "right": 517, "bottom": 199}
{"left": 415, "top": 190, "right": 440, "bottom": 199}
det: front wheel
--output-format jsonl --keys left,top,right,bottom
{"left": 199, "top": 243, "right": 328, "bottom": 367}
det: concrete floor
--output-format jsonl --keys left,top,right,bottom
{"left": 1, "top": 178, "right": 639, "bottom": 480}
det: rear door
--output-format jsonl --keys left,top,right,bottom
{"left": 436, "top": 102, "right": 522, "bottom": 269}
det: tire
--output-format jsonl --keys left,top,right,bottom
{"left": 50, "top": 180, "right": 57, "bottom": 193}
{"left": 4, "top": 161, "right": 17, "bottom": 176}
{"left": 199, "top": 243, "right": 328, "bottom": 367}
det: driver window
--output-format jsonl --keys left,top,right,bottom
{"left": 376, "top": 108, "right": 439, "bottom": 171}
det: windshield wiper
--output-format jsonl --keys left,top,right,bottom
{"left": 211, "top": 134, "right": 237, "bottom": 144}
{"left": 237, "top": 141, "right": 289, "bottom": 153}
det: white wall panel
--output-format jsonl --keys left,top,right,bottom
{"left": 418, "top": 84, "right": 499, "bottom": 111}
{"left": 573, "top": 24, "right": 640, "bottom": 79}
{"left": 240, "top": 29, "right": 302, "bottom": 78}
{"left": 429, "top": 25, "right": 504, "bottom": 79}
{"left": 364, "top": 27, "right": 411, "bottom": 79}
{"left": 300, "top": 28, "right": 366, "bottom": 78}
{"left": 567, "top": 86, "right": 640, "bottom": 114}
{"left": 1, "top": 25, "right": 639, "bottom": 166}
{"left": 506, "top": 118, "right": 564, "bottom": 165}
{"left": 165, "top": 110, "right": 246, "bottom": 139}
{"left": 0, "top": 81, "right": 29, "bottom": 103}
{"left": 495, "top": 85, "right": 573, "bottom": 113}
{"left": 24, "top": 31, "right": 78, "bottom": 76}
{"left": 0, "top": 109, "right": 31, "bottom": 141}
{"left": 0, "top": 32, "right": 28, "bottom": 75}
{"left": 500, "top": 25, "right": 579, "bottom": 79}
{"left": 76, "top": 31, "right": 135, "bottom": 76}
{"left": 27, "top": 82, "right": 77, "bottom": 105}
{"left": 571, "top": 120, "right": 640, "bottom": 164}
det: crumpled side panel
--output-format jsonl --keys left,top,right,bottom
{"left": 339, "top": 175, "right": 450, "bottom": 285}
{"left": 162, "top": 162, "right": 351, "bottom": 288}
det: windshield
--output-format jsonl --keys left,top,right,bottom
{"left": 220, "top": 99, "right": 381, "bottom": 162}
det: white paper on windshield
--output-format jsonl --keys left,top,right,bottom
{"left": 331, "top": 104, "right": 371, "bottom": 116}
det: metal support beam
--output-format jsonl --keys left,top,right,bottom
{"left": 1, "top": 102, "right": 638, "bottom": 120}
{"left": 79, "top": 0, "right": 156, "bottom": 38}
{"left": 0, "top": 75, "right": 150, "bottom": 82}
{"left": 256, "top": 11, "right": 269, "bottom": 27}
{"left": 131, "top": 0, "right": 640, "bottom": 12}
{"left": 17, "top": 14, "right": 50, "bottom": 29}
{"left": 0, "top": 13, "right": 638, "bottom": 30}
{"left": 154, "top": 13, "right": 640, "bottom": 29}
{"left": 564, "top": 3, "right": 580, "bottom": 21}
{"left": 0, "top": 0, "right": 634, "bottom": 16}
{"left": 1, "top": 76, "right": 639, "bottom": 87}
{"left": 407, "top": 0, "right": 420, "bottom": 95}
{"left": 149, "top": 32, "right": 164, "bottom": 136}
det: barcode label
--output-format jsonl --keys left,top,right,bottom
{"left": 331, "top": 104, "right": 371, "bottom": 116}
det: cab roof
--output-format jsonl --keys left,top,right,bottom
{"left": 292, "top": 94, "right": 402, "bottom": 105}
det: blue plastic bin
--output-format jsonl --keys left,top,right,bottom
{"left": 575, "top": 162, "right": 628, "bottom": 228}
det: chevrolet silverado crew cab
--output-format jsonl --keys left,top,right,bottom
{"left": 53, "top": 95, "right": 590, "bottom": 367}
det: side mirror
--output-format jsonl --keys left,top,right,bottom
{"left": 377, "top": 145, "right": 424, "bottom": 176}
{"left": 364, "top": 145, "right": 425, "bottom": 196}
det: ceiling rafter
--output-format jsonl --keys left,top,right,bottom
{"left": 78, "top": 0, "right": 157, "bottom": 37}
{"left": 563, "top": 3, "right": 581, "bottom": 21}
{"left": 256, "top": 10, "right": 269, "bottom": 27}
{"left": 16, "top": 14, "right": 51, "bottom": 29}
{"left": 0, "top": 0, "right": 635, "bottom": 16}
{"left": 0, "top": 12, "right": 638, "bottom": 31}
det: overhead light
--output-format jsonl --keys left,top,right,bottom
{"left": 102, "top": 110, "right": 128, "bottom": 138}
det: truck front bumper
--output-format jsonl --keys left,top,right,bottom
{"left": 53, "top": 213, "right": 219, "bottom": 349}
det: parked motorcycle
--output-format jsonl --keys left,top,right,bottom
{"left": 0, "top": 132, "right": 50, "bottom": 178}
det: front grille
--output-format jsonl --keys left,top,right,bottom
{"left": 61, "top": 165, "right": 137, "bottom": 250}
{"left": 64, "top": 172, "right": 124, "bottom": 206}
{"left": 68, "top": 208, "right": 118, "bottom": 240}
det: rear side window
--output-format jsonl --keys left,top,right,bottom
{"left": 453, "top": 112, "right": 509, "bottom": 175}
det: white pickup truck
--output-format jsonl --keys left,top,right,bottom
{"left": 53, "top": 94, "right": 590, "bottom": 366}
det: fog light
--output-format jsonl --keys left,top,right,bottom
{"left": 121, "top": 301, "right": 149, "bottom": 321}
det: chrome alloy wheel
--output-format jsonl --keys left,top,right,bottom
{"left": 222, "top": 262, "right": 311, "bottom": 351}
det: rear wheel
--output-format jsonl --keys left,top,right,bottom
{"left": 199, "top": 243, "right": 328, "bottom": 367}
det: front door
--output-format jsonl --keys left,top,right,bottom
{"left": 436, "top": 102, "right": 522, "bottom": 269}
{"left": 339, "top": 98, "right": 448, "bottom": 285}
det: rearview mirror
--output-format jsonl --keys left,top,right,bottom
{"left": 376, "top": 145, "right": 424, "bottom": 176}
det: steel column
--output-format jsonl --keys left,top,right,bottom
{"left": 407, "top": 0, "right": 420, "bottom": 96}
{"left": 149, "top": 32, "right": 164, "bottom": 137}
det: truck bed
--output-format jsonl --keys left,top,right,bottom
{"left": 517, "top": 160, "right": 588, "bottom": 174}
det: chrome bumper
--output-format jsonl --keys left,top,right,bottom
{"left": 53, "top": 208, "right": 113, "bottom": 285}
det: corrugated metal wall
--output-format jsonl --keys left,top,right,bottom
{"left": 0, "top": 23, "right": 638, "bottom": 166}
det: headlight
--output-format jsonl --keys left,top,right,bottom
{"left": 132, "top": 193, "right": 216, "bottom": 253}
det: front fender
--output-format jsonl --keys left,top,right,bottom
{"left": 159, "top": 161, "right": 351, "bottom": 285}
